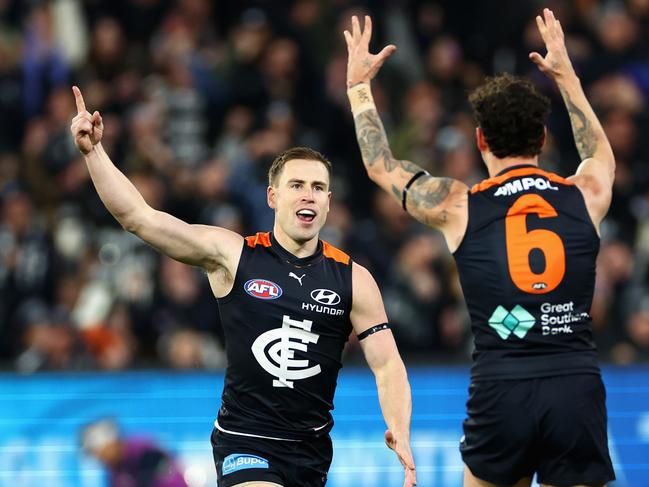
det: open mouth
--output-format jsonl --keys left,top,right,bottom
{"left": 296, "top": 209, "right": 316, "bottom": 223}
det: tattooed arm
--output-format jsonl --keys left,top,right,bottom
{"left": 344, "top": 16, "right": 468, "bottom": 248}
{"left": 353, "top": 105, "right": 467, "bottom": 228}
{"left": 530, "top": 8, "right": 614, "bottom": 228}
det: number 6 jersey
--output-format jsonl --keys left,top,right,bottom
{"left": 215, "top": 232, "right": 353, "bottom": 440}
{"left": 453, "top": 164, "right": 601, "bottom": 381}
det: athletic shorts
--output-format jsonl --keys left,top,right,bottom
{"left": 460, "top": 374, "right": 615, "bottom": 486}
{"left": 211, "top": 428, "right": 332, "bottom": 487}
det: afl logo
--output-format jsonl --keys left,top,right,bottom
{"left": 245, "top": 279, "right": 283, "bottom": 300}
{"left": 310, "top": 289, "right": 341, "bottom": 306}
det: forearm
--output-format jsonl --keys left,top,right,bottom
{"left": 348, "top": 83, "right": 423, "bottom": 183}
{"left": 83, "top": 143, "right": 150, "bottom": 230}
{"left": 557, "top": 75, "right": 614, "bottom": 167}
{"left": 374, "top": 359, "right": 412, "bottom": 439}
{"left": 348, "top": 83, "right": 460, "bottom": 229}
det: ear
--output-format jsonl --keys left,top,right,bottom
{"left": 476, "top": 127, "right": 489, "bottom": 153}
{"left": 326, "top": 191, "right": 332, "bottom": 212}
{"left": 541, "top": 126, "right": 547, "bottom": 150}
{"left": 267, "top": 186, "right": 277, "bottom": 210}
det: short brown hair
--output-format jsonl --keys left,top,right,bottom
{"left": 268, "top": 147, "right": 332, "bottom": 186}
{"left": 469, "top": 73, "right": 550, "bottom": 158}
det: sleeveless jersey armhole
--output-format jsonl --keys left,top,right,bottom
{"left": 214, "top": 239, "right": 247, "bottom": 304}
{"left": 451, "top": 189, "right": 472, "bottom": 257}
{"left": 573, "top": 184, "right": 603, "bottom": 241}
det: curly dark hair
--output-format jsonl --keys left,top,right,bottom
{"left": 469, "top": 74, "right": 551, "bottom": 158}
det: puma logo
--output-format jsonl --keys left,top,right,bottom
{"left": 289, "top": 272, "right": 305, "bottom": 286}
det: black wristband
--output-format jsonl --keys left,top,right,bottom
{"left": 402, "top": 170, "right": 429, "bottom": 211}
{"left": 357, "top": 323, "right": 390, "bottom": 341}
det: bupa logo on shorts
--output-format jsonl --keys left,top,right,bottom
{"left": 310, "top": 289, "right": 341, "bottom": 306}
{"left": 488, "top": 305, "right": 535, "bottom": 339}
{"left": 244, "top": 279, "right": 283, "bottom": 300}
{"left": 222, "top": 454, "right": 269, "bottom": 476}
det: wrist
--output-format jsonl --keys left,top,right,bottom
{"left": 555, "top": 70, "right": 580, "bottom": 90}
{"left": 84, "top": 142, "right": 103, "bottom": 157}
{"left": 347, "top": 82, "right": 375, "bottom": 116}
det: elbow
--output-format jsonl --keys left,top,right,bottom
{"left": 118, "top": 204, "right": 152, "bottom": 234}
{"left": 121, "top": 219, "right": 140, "bottom": 234}
{"left": 366, "top": 164, "right": 384, "bottom": 183}
{"left": 118, "top": 210, "right": 146, "bottom": 234}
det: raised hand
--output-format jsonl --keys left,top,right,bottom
{"left": 385, "top": 429, "right": 417, "bottom": 487}
{"left": 344, "top": 15, "right": 396, "bottom": 88}
{"left": 529, "top": 8, "right": 577, "bottom": 82}
{"left": 70, "top": 86, "right": 104, "bottom": 155}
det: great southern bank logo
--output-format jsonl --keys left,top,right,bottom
{"left": 222, "top": 454, "right": 269, "bottom": 475}
{"left": 244, "top": 279, "right": 282, "bottom": 300}
{"left": 488, "top": 305, "right": 536, "bottom": 339}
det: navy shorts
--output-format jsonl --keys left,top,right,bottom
{"left": 460, "top": 374, "right": 615, "bottom": 486}
{"left": 211, "top": 428, "right": 332, "bottom": 487}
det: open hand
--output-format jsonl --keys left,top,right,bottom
{"left": 344, "top": 15, "right": 396, "bottom": 88}
{"left": 385, "top": 429, "right": 417, "bottom": 487}
{"left": 529, "top": 8, "right": 576, "bottom": 82}
{"left": 70, "top": 86, "right": 103, "bottom": 155}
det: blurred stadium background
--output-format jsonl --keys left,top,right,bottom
{"left": 0, "top": 0, "right": 648, "bottom": 486}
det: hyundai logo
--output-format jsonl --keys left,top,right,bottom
{"left": 310, "top": 289, "right": 341, "bottom": 306}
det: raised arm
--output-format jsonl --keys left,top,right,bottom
{"left": 530, "top": 8, "right": 615, "bottom": 229}
{"left": 69, "top": 86, "right": 242, "bottom": 280}
{"left": 351, "top": 262, "right": 416, "bottom": 487}
{"left": 344, "top": 16, "right": 468, "bottom": 250}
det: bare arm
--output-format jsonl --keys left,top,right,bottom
{"left": 70, "top": 86, "right": 242, "bottom": 274}
{"left": 351, "top": 262, "right": 416, "bottom": 487}
{"left": 344, "top": 16, "right": 468, "bottom": 249}
{"left": 530, "top": 8, "right": 615, "bottom": 228}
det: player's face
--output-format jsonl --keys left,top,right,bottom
{"left": 268, "top": 159, "right": 331, "bottom": 243}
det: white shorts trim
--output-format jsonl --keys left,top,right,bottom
{"left": 214, "top": 419, "right": 301, "bottom": 442}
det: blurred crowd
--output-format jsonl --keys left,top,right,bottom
{"left": 1, "top": 0, "right": 648, "bottom": 372}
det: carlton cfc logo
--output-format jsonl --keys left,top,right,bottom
{"left": 244, "top": 279, "right": 283, "bottom": 300}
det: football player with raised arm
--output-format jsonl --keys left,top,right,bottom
{"left": 345, "top": 9, "right": 614, "bottom": 487}
{"left": 70, "top": 87, "right": 417, "bottom": 487}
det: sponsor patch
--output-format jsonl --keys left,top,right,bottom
{"left": 222, "top": 454, "right": 269, "bottom": 475}
{"left": 244, "top": 279, "right": 282, "bottom": 300}
{"left": 310, "top": 289, "right": 341, "bottom": 306}
{"left": 493, "top": 177, "right": 558, "bottom": 197}
{"left": 488, "top": 305, "right": 535, "bottom": 339}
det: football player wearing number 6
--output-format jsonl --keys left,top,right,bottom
{"left": 345, "top": 8, "right": 614, "bottom": 487}
{"left": 70, "top": 84, "right": 417, "bottom": 486}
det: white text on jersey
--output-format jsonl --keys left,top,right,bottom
{"left": 494, "top": 177, "right": 559, "bottom": 197}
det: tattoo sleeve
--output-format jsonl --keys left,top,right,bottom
{"left": 563, "top": 94, "right": 597, "bottom": 160}
{"left": 353, "top": 109, "right": 420, "bottom": 174}
{"left": 407, "top": 176, "right": 454, "bottom": 224}
{"left": 353, "top": 108, "right": 456, "bottom": 224}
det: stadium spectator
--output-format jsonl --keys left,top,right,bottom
{"left": 81, "top": 418, "right": 189, "bottom": 487}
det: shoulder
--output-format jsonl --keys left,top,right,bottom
{"left": 352, "top": 262, "right": 379, "bottom": 295}
{"left": 322, "top": 240, "right": 351, "bottom": 265}
{"left": 567, "top": 172, "right": 611, "bottom": 198}
{"left": 244, "top": 231, "right": 272, "bottom": 249}
{"left": 352, "top": 261, "right": 371, "bottom": 281}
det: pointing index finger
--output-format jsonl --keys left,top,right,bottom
{"left": 72, "top": 86, "right": 86, "bottom": 114}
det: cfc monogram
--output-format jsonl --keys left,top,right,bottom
{"left": 251, "top": 315, "right": 321, "bottom": 388}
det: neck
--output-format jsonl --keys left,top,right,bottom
{"left": 273, "top": 224, "right": 319, "bottom": 258}
{"left": 484, "top": 154, "right": 539, "bottom": 177}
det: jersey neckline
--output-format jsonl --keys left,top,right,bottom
{"left": 270, "top": 232, "right": 324, "bottom": 267}
{"left": 494, "top": 163, "right": 538, "bottom": 177}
